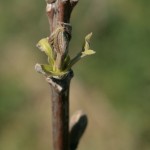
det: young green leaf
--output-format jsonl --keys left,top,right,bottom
{"left": 66, "top": 32, "right": 95, "bottom": 69}
{"left": 35, "top": 63, "right": 68, "bottom": 77}
{"left": 81, "top": 49, "right": 96, "bottom": 57}
{"left": 84, "top": 32, "right": 92, "bottom": 51}
{"left": 35, "top": 32, "right": 95, "bottom": 78}
{"left": 85, "top": 32, "right": 93, "bottom": 42}
{"left": 41, "top": 64, "right": 53, "bottom": 73}
{"left": 36, "top": 38, "right": 54, "bottom": 65}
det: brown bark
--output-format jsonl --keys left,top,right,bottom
{"left": 45, "top": 1, "right": 88, "bottom": 150}
{"left": 47, "top": 71, "right": 73, "bottom": 150}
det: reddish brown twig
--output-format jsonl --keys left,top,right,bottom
{"left": 45, "top": 1, "right": 88, "bottom": 150}
{"left": 46, "top": 1, "right": 79, "bottom": 150}
{"left": 47, "top": 71, "right": 73, "bottom": 150}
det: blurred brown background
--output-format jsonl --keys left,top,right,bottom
{"left": 0, "top": 0, "right": 150, "bottom": 150}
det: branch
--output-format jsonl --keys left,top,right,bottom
{"left": 46, "top": 0, "right": 79, "bottom": 33}
{"left": 36, "top": 1, "right": 90, "bottom": 150}
{"left": 47, "top": 70, "right": 73, "bottom": 150}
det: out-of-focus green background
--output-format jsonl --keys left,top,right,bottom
{"left": 0, "top": 0, "right": 150, "bottom": 150}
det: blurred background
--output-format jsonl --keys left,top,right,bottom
{"left": 0, "top": 0, "right": 150, "bottom": 150}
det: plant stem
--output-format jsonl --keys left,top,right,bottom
{"left": 45, "top": 1, "right": 88, "bottom": 150}
{"left": 47, "top": 71, "right": 73, "bottom": 150}
{"left": 36, "top": 0, "right": 89, "bottom": 149}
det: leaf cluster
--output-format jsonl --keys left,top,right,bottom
{"left": 35, "top": 32, "right": 95, "bottom": 78}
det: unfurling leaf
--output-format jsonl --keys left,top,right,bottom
{"left": 84, "top": 32, "right": 92, "bottom": 51}
{"left": 66, "top": 33, "right": 95, "bottom": 69}
{"left": 36, "top": 38, "right": 54, "bottom": 65}
{"left": 35, "top": 37, "right": 69, "bottom": 77}
{"left": 41, "top": 64, "right": 53, "bottom": 73}
{"left": 81, "top": 49, "right": 96, "bottom": 57}
{"left": 82, "top": 32, "right": 95, "bottom": 57}
{"left": 85, "top": 32, "right": 93, "bottom": 42}
{"left": 35, "top": 63, "right": 68, "bottom": 77}
{"left": 35, "top": 31, "right": 95, "bottom": 78}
